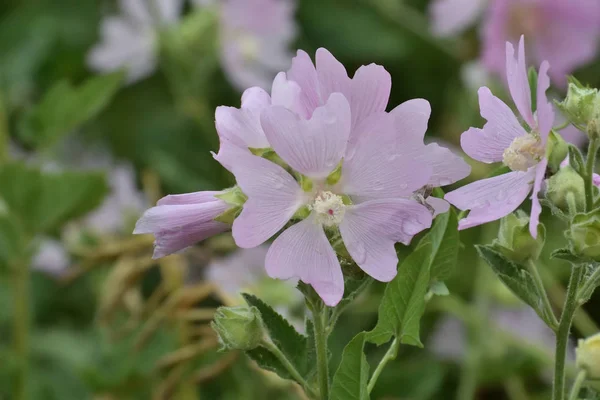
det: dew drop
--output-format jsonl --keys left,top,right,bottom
{"left": 439, "top": 178, "right": 453, "bottom": 186}
{"left": 400, "top": 183, "right": 408, "bottom": 190}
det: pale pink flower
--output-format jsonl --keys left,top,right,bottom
{"left": 482, "top": 0, "right": 600, "bottom": 85}
{"left": 226, "top": 92, "right": 434, "bottom": 306}
{"left": 429, "top": 0, "right": 487, "bottom": 37}
{"left": 88, "top": 0, "right": 184, "bottom": 83}
{"left": 134, "top": 191, "right": 230, "bottom": 259}
{"left": 445, "top": 36, "right": 554, "bottom": 237}
{"left": 218, "top": 0, "right": 297, "bottom": 91}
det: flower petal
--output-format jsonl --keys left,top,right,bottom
{"left": 461, "top": 87, "right": 527, "bottom": 163}
{"left": 212, "top": 137, "right": 252, "bottom": 173}
{"left": 261, "top": 93, "right": 351, "bottom": 179}
{"left": 529, "top": 159, "right": 548, "bottom": 238}
{"left": 536, "top": 61, "right": 554, "bottom": 143}
{"left": 315, "top": 48, "right": 351, "bottom": 105}
{"left": 350, "top": 64, "right": 391, "bottom": 128}
{"left": 429, "top": 0, "right": 486, "bottom": 36}
{"left": 231, "top": 153, "right": 305, "bottom": 248}
{"left": 445, "top": 170, "right": 535, "bottom": 229}
{"left": 506, "top": 37, "right": 535, "bottom": 128}
{"left": 134, "top": 201, "right": 229, "bottom": 258}
{"left": 271, "top": 71, "right": 304, "bottom": 116}
{"left": 341, "top": 112, "right": 432, "bottom": 202}
{"left": 265, "top": 214, "right": 344, "bottom": 306}
{"left": 157, "top": 190, "right": 221, "bottom": 206}
{"left": 426, "top": 197, "right": 451, "bottom": 217}
{"left": 287, "top": 50, "right": 321, "bottom": 116}
{"left": 215, "top": 87, "right": 271, "bottom": 149}
{"left": 418, "top": 143, "right": 471, "bottom": 187}
{"left": 389, "top": 99, "right": 431, "bottom": 144}
{"left": 340, "top": 199, "right": 432, "bottom": 281}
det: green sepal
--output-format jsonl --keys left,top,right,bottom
{"left": 299, "top": 174, "right": 313, "bottom": 192}
{"left": 326, "top": 160, "right": 343, "bottom": 186}
{"left": 215, "top": 186, "right": 247, "bottom": 207}
{"left": 293, "top": 205, "right": 311, "bottom": 220}
{"left": 214, "top": 206, "right": 240, "bottom": 224}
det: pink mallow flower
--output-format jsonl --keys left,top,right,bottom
{"left": 226, "top": 92, "right": 435, "bottom": 306}
{"left": 445, "top": 36, "right": 554, "bottom": 237}
{"left": 134, "top": 191, "right": 230, "bottom": 259}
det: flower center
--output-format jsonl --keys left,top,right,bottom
{"left": 503, "top": 134, "right": 545, "bottom": 171}
{"left": 311, "top": 191, "right": 346, "bottom": 227}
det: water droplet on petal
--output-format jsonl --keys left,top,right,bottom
{"left": 439, "top": 178, "right": 453, "bottom": 186}
{"left": 400, "top": 183, "right": 408, "bottom": 190}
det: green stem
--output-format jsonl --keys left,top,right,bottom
{"left": 527, "top": 260, "right": 559, "bottom": 330}
{"left": 553, "top": 266, "right": 585, "bottom": 400}
{"left": 262, "top": 340, "right": 318, "bottom": 399}
{"left": 367, "top": 338, "right": 399, "bottom": 394}
{"left": 0, "top": 91, "right": 8, "bottom": 164}
{"left": 504, "top": 376, "right": 530, "bottom": 400}
{"left": 312, "top": 307, "right": 329, "bottom": 400}
{"left": 12, "top": 258, "right": 30, "bottom": 400}
{"left": 584, "top": 137, "right": 599, "bottom": 211}
{"left": 567, "top": 370, "right": 587, "bottom": 400}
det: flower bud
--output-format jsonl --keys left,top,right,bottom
{"left": 577, "top": 333, "right": 600, "bottom": 381}
{"left": 546, "top": 165, "right": 585, "bottom": 214}
{"left": 492, "top": 211, "right": 545, "bottom": 263}
{"left": 557, "top": 80, "right": 600, "bottom": 129}
{"left": 545, "top": 131, "right": 569, "bottom": 173}
{"left": 568, "top": 210, "right": 600, "bottom": 260}
{"left": 211, "top": 306, "right": 265, "bottom": 350}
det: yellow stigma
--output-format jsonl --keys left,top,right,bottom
{"left": 503, "top": 134, "right": 544, "bottom": 171}
{"left": 311, "top": 191, "right": 346, "bottom": 227}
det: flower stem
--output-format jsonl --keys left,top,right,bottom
{"left": 0, "top": 92, "right": 8, "bottom": 165}
{"left": 367, "top": 338, "right": 399, "bottom": 393}
{"left": 262, "top": 340, "right": 318, "bottom": 399}
{"left": 527, "top": 260, "right": 559, "bottom": 330}
{"left": 12, "top": 258, "right": 30, "bottom": 400}
{"left": 567, "top": 370, "right": 587, "bottom": 400}
{"left": 584, "top": 137, "right": 599, "bottom": 211}
{"left": 553, "top": 266, "right": 584, "bottom": 400}
{"left": 312, "top": 306, "right": 330, "bottom": 400}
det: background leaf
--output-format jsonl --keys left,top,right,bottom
{"left": 330, "top": 332, "right": 370, "bottom": 400}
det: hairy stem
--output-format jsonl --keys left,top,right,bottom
{"left": 584, "top": 137, "right": 599, "bottom": 211}
{"left": 527, "top": 260, "right": 559, "bottom": 329}
{"left": 553, "top": 266, "right": 584, "bottom": 400}
{"left": 262, "top": 340, "right": 318, "bottom": 399}
{"left": 367, "top": 338, "right": 399, "bottom": 393}
{"left": 313, "top": 307, "right": 330, "bottom": 400}
{"left": 12, "top": 258, "right": 30, "bottom": 400}
{"left": 567, "top": 370, "right": 587, "bottom": 400}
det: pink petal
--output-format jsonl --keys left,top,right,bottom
{"left": 339, "top": 199, "right": 432, "bottom": 281}
{"left": 389, "top": 99, "right": 431, "bottom": 144}
{"left": 212, "top": 137, "right": 252, "bottom": 173}
{"left": 461, "top": 87, "right": 527, "bottom": 163}
{"left": 536, "top": 61, "right": 554, "bottom": 143}
{"left": 215, "top": 87, "right": 271, "bottom": 149}
{"left": 134, "top": 201, "right": 229, "bottom": 258}
{"left": 265, "top": 214, "right": 344, "bottom": 306}
{"left": 231, "top": 153, "right": 305, "bottom": 248}
{"left": 287, "top": 50, "right": 321, "bottom": 117}
{"left": 340, "top": 112, "right": 432, "bottom": 202}
{"left": 261, "top": 93, "right": 351, "bottom": 179}
{"left": 529, "top": 159, "right": 548, "bottom": 238}
{"left": 418, "top": 143, "right": 471, "bottom": 187}
{"left": 445, "top": 170, "right": 535, "bottom": 229}
{"left": 315, "top": 48, "right": 351, "bottom": 105}
{"left": 157, "top": 190, "right": 222, "bottom": 206}
{"left": 350, "top": 64, "right": 391, "bottom": 129}
{"left": 506, "top": 37, "right": 535, "bottom": 128}
{"left": 429, "top": 0, "right": 486, "bottom": 37}
{"left": 593, "top": 174, "right": 600, "bottom": 188}
{"left": 426, "top": 197, "right": 451, "bottom": 217}
{"left": 271, "top": 72, "right": 305, "bottom": 117}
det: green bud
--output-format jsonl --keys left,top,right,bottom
{"left": 492, "top": 211, "right": 545, "bottom": 262}
{"left": 577, "top": 333, "right": 600, "bottom": 384}
{"left": 545, "top": 131, "right": 569, "bottom": 172}
{"left": 557, "top": 80, "right": 600, "bottom": 129}
{"left": 546, "top": 166, "right": 585, "bottom": 214}
{"left": 211, "top": 306, "right": 265, "bottom": 350}
{"left": 568, "top": 209, "right": 600, "bottom": 260}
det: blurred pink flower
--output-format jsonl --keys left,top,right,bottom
{"left": 134, "top": 191, "right": 230, "bottom": 259}
{"left": 430, "top": 0, "right": 487, "bottom": 37}
{"left": 445, "top": 37, "right": 554, "bottom": 237}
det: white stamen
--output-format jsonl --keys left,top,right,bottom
{"left": 310, "top": 191, "right": 346, "bottom": 227}
{"left": 503, "top": 134, "right": 544, "bottom": 171}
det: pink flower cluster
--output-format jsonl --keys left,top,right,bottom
{"left": 135, "top": 49, "right": 470, "bottom": 306}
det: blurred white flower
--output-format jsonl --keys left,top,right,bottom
{"left": 32, "top": 238, "right": 70, "bottom": 277}
{"left": 88, "top": 0, "right": 184, "bottom": 84}
{"left": 460, "top": 61, "right": 491, "bottom": 92}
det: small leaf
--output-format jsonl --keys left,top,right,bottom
{"left": 476, "top": 245, "right": 558, "bottom": 330}
{"left": 578, "top": 263, "right": 600, "bottom": 304}
{"left": 528, "top": 66, "right": 538, "bottom": 112}
{"left": 246, "top": 346, "right": 292, "bottom": 380}
{"left": 330, "top": 332, "right": 370, "bottom": 400}
{"left": 551, "top": 248, "right": 589, "bottom": 264}
{"left": 368, "top": 242, "right": 432, "bottom": 346}
{"left": 568, "top": 145, "right": 585, "bottom": 176}
{"left": 18, "top": 71, "right": 124, "bottom": 148}
{"left": 423, "top": 207, "right": 459, "bottom": 282}
{"left": 242, "top": 294, "right": 309, "bottom": 374}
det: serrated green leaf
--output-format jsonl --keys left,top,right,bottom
{"left": 246, "top": 346, "right": 293, "bottom": 380}
{"left": 0, "top": 163, "right": 109, "bottom": 234}
{"left": 423, "top": 207, "right": 459, "bottom": 282}
{"left": 330, "top": 332, "right": 370, "bottom": 400}
{"left": 18, "top": 71, "right": 124, "bottom": 148}
{"left": 367, "top": 242, "right": 432, "bottom": 346}
{"left": 578, "top": 264, "right": 600, "bottom": 304}
{"left": 551, "top": 248, "right": 589, "bottom": 264}
{"left": 476, "top": 245, "right": 558, "bottom": 330}
{"left": 242, "top": 294, "right": 309, "bottom": 375}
